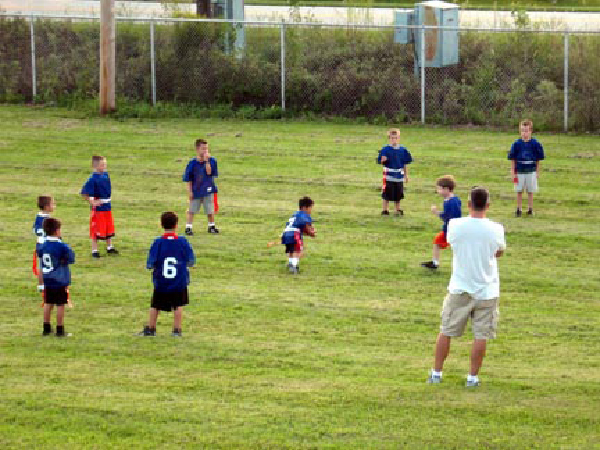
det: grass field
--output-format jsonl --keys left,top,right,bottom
{"left": 1, "top": 104, "right": 599, "bottom": 449}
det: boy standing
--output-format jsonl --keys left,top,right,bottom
{"left": 508, "top": 119, "right": 545, "bottom": 216}
{"left": 80, "top": 155, "right": 119, "bottom": 257}
{"left": 32, "top": 196, "right": 55, "bottom": 286}
{"left": 422, "top": 175, "right": 462, "bottom": 270}
{"left": 37, "top": 218, "right": 75, "bottom": 337}
{"left": 138, "top": 212, "right": 195, "bottom": 337}
{"left": 376, "top": 128, "right": 413, "bottom": 216}
{"left": 281, "top": 197, "right": 316, "bottom": 274}
{"left": 183, "top": 139, "right": 219, "bottom": 235}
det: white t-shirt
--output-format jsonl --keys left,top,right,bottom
{"left": 447, "top": 216, "right": 506, "bottom": 300}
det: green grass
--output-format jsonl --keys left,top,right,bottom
{"left": 1, "top": 104, "right": 599, "bottom": 449}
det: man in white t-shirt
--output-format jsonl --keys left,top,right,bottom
{"left": 427, "top": 187, "right": 506, "bottom": 387}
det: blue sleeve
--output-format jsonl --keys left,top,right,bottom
{"left": 147, "top": 240, "right": 158, "bottom": 270}
{"left": 184, "top": 239, "right": 195, "bottom": 267}
{"left": 536, "top": 141, "right": 545, "bottom": 160}
{"left": 403, "top": 149, "right": 413, "bottom": 165}
{"left": 182, "top": 161, "right": 193, "bottom": 182}
{"left": 376, "top": 147, "right": 387, "bottom": 164}
{"left": 211, "top": 158, "right": 218, "bottom": 178}
{"left": 508, "top": 142, "right": 518, "bottom": 160}
{"left": 36, "top": 246, "right": 43, "bottom": 258}
{"left": 81, "top": 177, "right": 94, "bottom": 196}
{"left": 439, "top": 201, "right": 451, "bottom": 222}
{"left": 64, "top": 244, "right": 75, "bottom": 265}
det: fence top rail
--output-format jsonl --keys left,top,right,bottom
{"left": 2, "top": 12, "right": 600, "bottom": 34}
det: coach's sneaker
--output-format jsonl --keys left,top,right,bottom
{"left": 106, "top": 247, "right": 119, "bottom": 255}
{"left": 466, "top": 380, "right": 480, "bottom": 388}
{"left": 136, "top": 326, "right": 156, "bottom": 337}
{"left": 527, "top": 208, "right": 534, "bottom": 216}
{"left": 421, "top": 261, "right": 439, "bottom": 270}
{"left": 515, "top": 208, "right": 522, "bottom": 217}
{"left": 426, "top": 374, "right": 442, "bottom": 384}
{"left": 185, "top": 227, "right": 193, "bottom": 236}
{"left": 208, "top": 225, "right": 219, "bottom": 234}
{"left": 171, "top": 329, "right": 182, "bottom": 337}
{"left": 381, "top": 210, "right": 390, "bottom": 216}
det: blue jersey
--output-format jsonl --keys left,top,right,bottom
{"left": 439, "top": 196, "right": 462, "bottom": 234}
{"left": 37, "top": 237, "right": 75, "bottom": 288}
{"left": 147, "top": 234, "right": 195, "bottom": 292}
{"left": 508, "top": 138, "right": 544, "bottom": 173}
{"left": 182, "top": 157, "right": 218, "bottom": 198}
{"left": 32, "top": 212, "right": 49, "bottom": 251}
{"left": 376, "top": 146, "right": 413, "bottom": 182}
{"left": 281, "top": 211, "right": 313, "bottom": 244}
{"left": 81, "top": 172, "right": 112, "bottom": 211}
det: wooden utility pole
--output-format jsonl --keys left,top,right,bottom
{"left": 196, "top": 0, "right": 212, "bottom": 17}
{"left": 100, "top": 0, "right": 116, "bottom": 114}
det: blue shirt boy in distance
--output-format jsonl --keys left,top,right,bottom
{"left": 376, "top": 128, "right": 413, "bottom": 216}
{"left": 280, "top": 197, "right": 316, "bottom": 275}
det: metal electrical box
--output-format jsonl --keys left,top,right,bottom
{"left": 393, "top": 9, "right": 415, "bottom": 44}
{"left": 213, "top": 0, "right": 245, "bottom": 54}
{"left": 413, "top": 1, "right": 459, "bottom": 67}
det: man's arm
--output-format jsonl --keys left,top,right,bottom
{"left": 495, "top": 249, "right": 504, "bottom": 258}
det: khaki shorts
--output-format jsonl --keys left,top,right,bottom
{"left": 440, "top": 292, "right": 499, "bottom": 340}
{"left": 189, "top": 194, "right": 214, "bottom": 215}
{"left": 515, "top": 172, "right": 538, "bottom": 193}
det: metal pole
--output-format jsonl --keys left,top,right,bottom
{"left": 280, "top": 22, "right": 286, "bottom": 111}
{"left": 563, "top": 31, "right": 569, "bottom": 132}
{"left": 30, "top": 16, "right": 36, "bottom": 101}
{"left": 421, "top": 24, "right": 425, "bottom": 124}
{"left": 150, "top": 20, "right": 156, "bottom": 106}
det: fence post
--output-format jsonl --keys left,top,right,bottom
{"left": 150, "top": 20, "right": 156, "bottom": 106}
{"left": 421, "top": 24, "right": 425, "bottom": 124}
{"left": 280, "top": 22, "right": 286, "bottom": 111}
{"left": 563, "top": 31, "right": 569, "bottom": 132}
{"left": 30, "top": 15, "right": 36, "bottom": 102}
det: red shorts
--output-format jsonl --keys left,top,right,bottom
{"left": 433, "top": 231, "right": 449, "bottom": 249}
{"left": 90, "top": 210, "right": 115, "bottom": 240}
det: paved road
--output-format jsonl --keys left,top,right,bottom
{"left": 2, "top": 0, "right": 599, "bottom": 30}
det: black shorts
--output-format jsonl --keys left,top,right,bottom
{"left": 44, "top": 287, "right": 69, "bottom": 305}
{"left": 382, "top": 180, "right": 404, "bottom": 202}
{"left": 151, "top": 289, "right": 189, "bottom": 312}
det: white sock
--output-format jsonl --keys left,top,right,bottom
{"left": 208, "top": 222, "right": 215, "bottom": 227}
{"left": 186, "top": 224, "right": 192, "bottom": 229}
{"left": 432, "top": 260, "right": 439, "bottom": 266}
{"left": 288, "top": 257, "right": 294, "bottom": 264}
{"left": 107, "top": 245, "right": 113, "bottom": 250}
{"left": 432, "top": 370, "right": 442, "bottom": 378}
{"left": 467, "top": 374, "right": 479, "bottom": 383}
{"left": 290, "top": 257, "right": 299, "bottom": 267}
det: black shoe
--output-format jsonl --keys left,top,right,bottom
{"left": 185, "top": 228, "right": 194, "bottom": 236}
{"left": 527, "top": 208, "right": 533, "bottom": 216}
{"left": 395, "top": 209, "right": 404, "bottom": 216}
{"left": 421, "top": 261, "right": 439, "bottom": 270}
{"left": 171, "top": 329, "right": 182, "bottom": 337}
{"left": 208, "top": 226, "right": 219, "bottom": 234}
{"left": 381, "top": 210, "right": 390, "bottom": 216}
{"left": 92, "top": 252, "right": 101, "bottom": 258}
{"left": 106, "top": 248, "right": 119, "bottom": 255}
{"left": 136, "top": 326, "right": 156, "bottom": 337}
{"left": 42, "top": 329, "right": 52, "bottom": 336}
{"left": 56, "top": 331, "right": 72, "bottom": 337}
{"left": 515, "top": 209, "right": 522, "bottom": 217}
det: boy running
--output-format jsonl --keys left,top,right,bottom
{"left": 376, "top": 128, "right": 413, "bottom": 216}
{"left": 281, "top": 197, "right": 316, "bottom": 274}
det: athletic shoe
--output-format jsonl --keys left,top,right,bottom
{"left": 42, "top": 329, "right": 52, "bottom": 336}
{"left": 136, "top": 326, "right": 156, "bottom": 337}
{"left": 92, "top": 252, "right": 101, "bottom": 258}
{"left": 171, "top": 330, "right": 182, "bottom": 337}
{"left": 381, "top": 210, "right": 390, "bottom": 215}
{"left": 527, "top": 208, "right": 534, "bottom": 216}
{"left": 466, "top": 380, "right": 480, "bottom": 388}
{"left": 208, "top": 226, "right": 219, "bottom": 234}
{"left": 185, "top": 228, "right": 193, "bottom": 236}
{"left": 426, "top": 375, "right": 442, "bottom": 384}
{"left": 515, "top": 209, "right": 522, "bottom": 217}
{"left": 289, "top": 265, "right": 300, "bottom": 274}
{"left": 56, "top": 331, "right": 72, "bottom": 337}
{"left": 395, "top": 209, "right": 404, "bottom": 216}
{"left": 106, "top": 248, "right": 119, "bottom": 255}
{"left": 421, "top": 261, "right": 438, "bottom": 270}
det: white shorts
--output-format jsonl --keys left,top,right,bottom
{"left": 515, "top": 172, "right": 538, "bottom": 193}
{"left": 189, "top": 194, "right": 214, "bottom": 215}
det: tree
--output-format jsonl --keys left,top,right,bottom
{"left": 196, "top": 0, "right": 212, "bottom": 17}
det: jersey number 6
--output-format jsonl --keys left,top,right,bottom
{"left": 163, "top": 257, "right": 178, "bottom": 279}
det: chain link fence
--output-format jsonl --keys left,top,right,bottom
{"left": 1, "top": 13, "right": 599, "bottom": 131}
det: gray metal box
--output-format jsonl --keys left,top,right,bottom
{"left": 414, "top": 1, "right": 459, "bottom": 67}
{"left": 394, "top": 9, "right": 415, "bottom": 44}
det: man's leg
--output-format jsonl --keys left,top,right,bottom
{"left": 470, "top": 339, "right": 487, "bottom": 376}
{"left": 434, "top": 332, "right": 452, "bottom": 372}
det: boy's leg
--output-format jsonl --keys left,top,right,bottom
{"left": 173, "top": 307, "right": 183, "bottom": 331}
{"left": 91, "top": 238, "right": 99, "bottom": 253}
{"left": 382, "top": 199, "right": 389, "bottom": 212}
{"left": 394, "top": 201, "right": 403, "bottom": 214}
{"left": 516, "top": 192, "right": 523, "bottom": 211}
{"left": 527, "top": 192, "right": 534, "bottom": 211}
{"left": 56, "top": 305, "right": 65, "bottom": 327}
{"left": 43, "top": 303, "right": 54, "bottom": 331}
{"left": 432, "top": 244, "right": 440, "bottom": 266}
{"left": 148, "top": 308, "right": 159, "bottom": 329}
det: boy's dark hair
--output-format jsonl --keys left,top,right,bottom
{"left": 37, "top": 196, "right": 52, "bottom": 210}
{"left": 161, "top": 211, "right": 178, "bottom": 230}
{"left": 436, "top": 175, "right": 456, "bottom": 191}
{"left": 195, "top": 139, "right": 207, "bottom": 147}
{"left": 299, "top": 196, "right": 314, "bottom": 209}
{"left": 42, "top": 217, "right": 61, "bottom": 236}
{"left": 92, "top": 155, "right": 104, "bottom": 167}
{"left": 470, "top": 187, "right": 489, "bottom": 211}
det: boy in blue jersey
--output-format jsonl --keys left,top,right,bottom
{"left": 81, "top": 155, "right": 119, "bottom": 258}
{"left": 183, "top": 139, "right": 219, "bottom": 235}
{"left": 508, "top": 119, "right": 545, "bottom": 217}
{"left": 137, "top": 212, "right": 195, "bottom": 337}
{"left": 376, "top": 128, "right": 413, "bottom": 216}
{"left": 37, "top": 218, "right": 75, "bottom": 337}
{"left": 281, "top": 197, "right": 316, "bottom": 274}
{"left": 422, "top": 175, "right": 462, "bottom": 270}
{"left": 32, "top": 195, "right": 55, "bottom": 288}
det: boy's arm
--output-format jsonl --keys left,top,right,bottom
{"left": 146, "top": 242, "right": 157, "bottom": 270}
{"left": 404, "top": 166, "right": 409, "bottom": 184}
{"left": 536, "top": 160, "right": 541, "bottom": 178}
{"left": 204, "top": 153, "right": 212, "bottom": 176}
{"left": 66, "top": 245, "right": 75, "bottom": 264}
{"left": 185, "top": 240, "right": 196, "bottom": 267}
{"left": 81, "top": 194, "right": 101, "bottom": 208}
{"left": 376, "top": 148, "right": 387, "bottom": 164}
{"left": 510, "top": 160, "right": 516, "bottom": 176}
{"left": 187, "top": 182, "right": 194, "bottom": 201}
